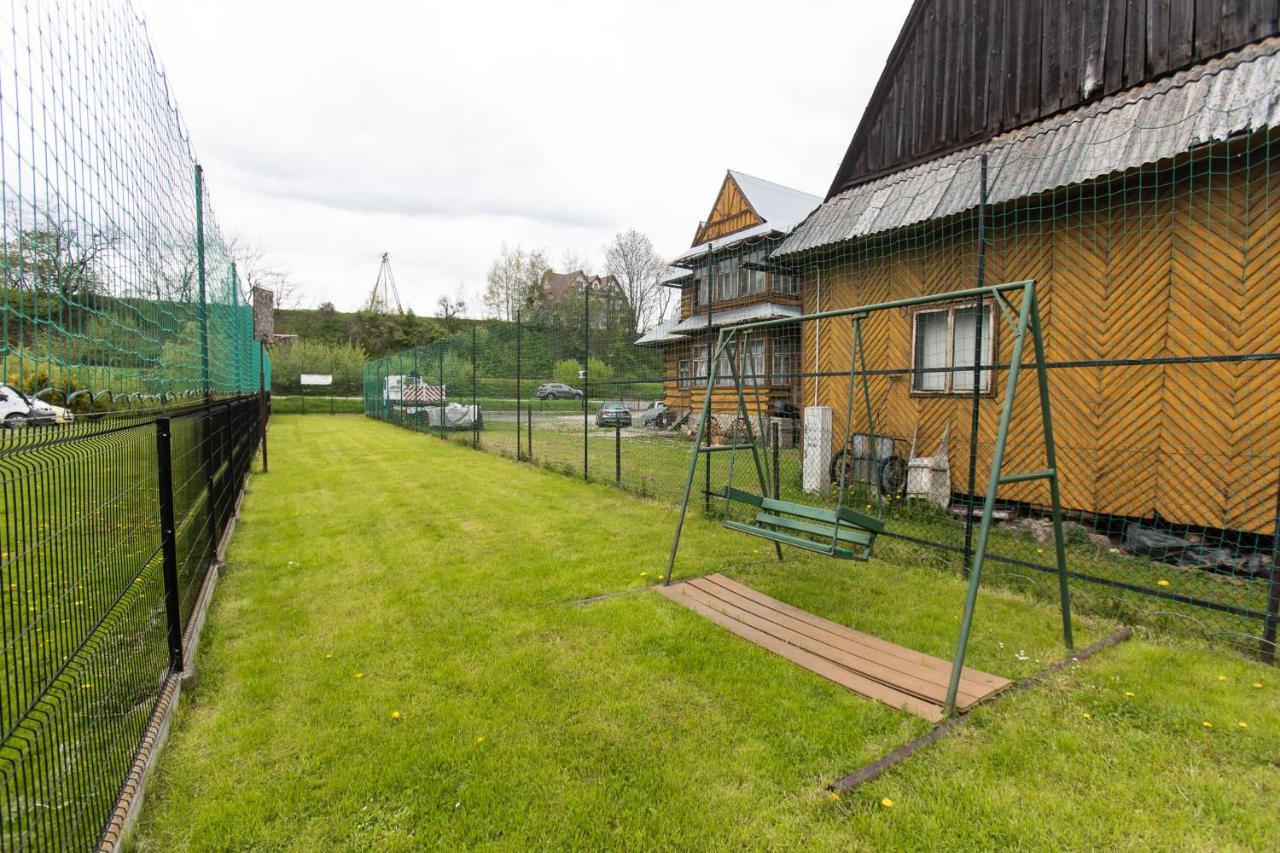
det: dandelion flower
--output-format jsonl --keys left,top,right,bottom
{"left": 1082, "top": 712, "right": 1092, "bottom": 720}
{"left": 81, "top": 683, "right": 91, "bottom": 690}
{"left": 640, "top": 572, "right": 648, "bottom": 577}
{"left": 390, "top": 711, "right": 401, "bottom": 720}
{"left": 1202, "top": 721, "right": 1213, "bottom": 729}
{"left": 354, "top": 672, "right": 364, "bottom": 679}
{"left": 1237, "top": 721, "right": 1247, "bottom": 729}
{"left": 1124, "top": 691, "right": 1135, "bottom": 697}
{"left": 324, "top": 653, "right": 332, "bottom": 659}
{"left": 475, "top": 735, "right": 485, "bottom": 744}
{"left": 1252, "top": 682, "right": 1264, "bottom": 689}
{"left": 829, "top": 792, "right": 840, "bottom": 801}
{"left": 880, "top": 797, "right": 894, "bottom": 809}
{"left": 1157, "top": 579, "right": 1170, "bottom": 587}
{"left": 1217, "top": 675, "right": 1227, "bottom": 682}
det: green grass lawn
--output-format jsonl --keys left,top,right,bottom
{"left": 131, "top": 416, "right": 1279, "bottom": 850}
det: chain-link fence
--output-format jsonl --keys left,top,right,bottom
{"left": 0, "top": 0, "right": 269, "bottom": 848}
{"left": 367, "top": 54, "right": 1280, "bottom": 664}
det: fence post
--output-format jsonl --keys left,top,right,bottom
{"left": 527, "top": 404, "right": 533, "bottom": 461}
{"left": 438, "top": 344, "right": 445, "bottom": 440}
{"left": 472, "top": 324, "right": 478, "bottom": 448}
{"left": 194, "top": 164, "right": 210, "bottom": 403}
{"left": 516, "top": 310, "right": 522, "bottom": 460}
{"left": 1262, "top": 464, "right": 1280, "bottom": 664}
{"left": 771, "top": 422, "right": 781, "bottom": 500}
{"left": 259, "top": 339, "right": 268, "bottom": 473}
{"left": 615, "top": 422, "right": 621, "bottom": 484}
{"left": 961, "top": 153, "right": 988, "bottom": 578}
{"left": 156, "top": 417, "right": 184, "bottom": 673}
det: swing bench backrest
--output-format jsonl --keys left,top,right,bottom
{"left": 721, "top": 486, "right": 883, "bottom": 561}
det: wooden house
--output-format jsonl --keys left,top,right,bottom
{"left": 636, "top": 170, "right": 820, "bottom": 418}
{"left": 771, "top": 1, "right": 1280, "bottom": 532}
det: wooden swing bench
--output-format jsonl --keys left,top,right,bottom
{"left": 720, "top": 487, "right": 882, "bottom": 561}
{"left": 663, "top": 279, "right": 1077, "bottom": 718}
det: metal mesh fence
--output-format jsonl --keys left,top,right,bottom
{"left": 367, "top": 54, "right": 1280, "bottom": 664}
{"left": 0, "top": 0, "right": 269, "bottom": 848}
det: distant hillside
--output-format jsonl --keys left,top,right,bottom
{"left": 273, "top": 305, "right": 476, "bottom": 359}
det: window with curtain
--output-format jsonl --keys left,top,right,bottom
{"left": 911, "top": 303, "right": 992, "bottom": 393}
{"left": 715, "top": 256, "right": 738, "bottom": 301}
{"left": 771, "top": 336, "right": 795, "bottom": 384}
{"left": 677, "top": 359, "right": 693, "bottom": 390}
{"left": 739, "top": 247, "right": 766, "bottom": 296}
{"left": 741, "top": 338, "right": 765, "bottom": 386}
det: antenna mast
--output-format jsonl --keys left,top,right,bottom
{"left": 368, "top": 252, "right": 404, "bottom": 315}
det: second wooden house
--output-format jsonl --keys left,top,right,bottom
{"left": 636, "top": 170, "right": 820, "bottom": 425}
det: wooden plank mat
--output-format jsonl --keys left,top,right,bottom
{"left": 655, "top": 574, "right": 1011, "bottom": 723}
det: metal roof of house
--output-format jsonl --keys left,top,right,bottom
{"left": 777, "top": 37, "right": 1280, "bottom": 259}
{"left": 668, "top": 302, "right": 801, "bottom": 334}
{"left": 659, "top": 266, "right": 692, "bottom": 287}
{"left": 674, "top": 171, "right": 821, "bottom": 264}
{"left": 634, "top": 320, "right": 688, "bottom": 347}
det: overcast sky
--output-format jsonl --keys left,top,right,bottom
{"left": 134, "top": 0, "right": 914, "bottom": 314}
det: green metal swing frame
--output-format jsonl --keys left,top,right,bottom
{"left": 662, "top": 278, "right": 1073, "bottom": 716}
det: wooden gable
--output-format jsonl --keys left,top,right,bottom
{"left": 828, "top": 0, "right": 1280, "bottom": 197}
{"left": 691, "top": 173, "right": 763, "bottom": 246}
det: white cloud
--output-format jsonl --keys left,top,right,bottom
{"left": 135, "top": 0, "right": 913, "bottom": 312}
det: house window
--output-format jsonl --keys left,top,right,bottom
{"left": 911, "top": 303, "right": 993, "bottom": 394}
{"left": 677, "top": 359, "right": 693, "bottom": 390}
{"left": 742, "top": 338, "right": 765, "bottom": 386}
{"left": 771, "top": 336, "right": 795, "bottom": 385}
{"left": 714, "top": 256, "right": 738, "bottom": 302}
{"left": 740, "top": 266, "right": 766, "bottom": 297}
{"left": 711, "top": 347, "right": 732, "bottom": 387}
{"left": 695, "top": 275, "right": 707, "bottom": 306}
{"left": 693, "top": 345, "right": 710, "bottom": 386}
{"left": 740, "top": 247, "right": 766, "bottom": 297}
{"left": 772, "top": 272, "right": 797, "bottom": 296}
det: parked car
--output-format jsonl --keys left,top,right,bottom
{"left": 595, "top": 400, "right": 632, "bottom": 428}
{"left": 536, "top": 382, "right": 583, "bottom": 400}
{"left": 0, "top": 384, "right": 69, "bottom": 428}
{"left": 636, "top": 400, "right": 669, "bottom": 426}
{"left": 20, "top": 391, "right": 71, "bottom": 426}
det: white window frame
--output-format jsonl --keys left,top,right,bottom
{"left": 677, "top": 359, "right": 693, "bottom": 390}
{"left": 910, "top": 302, "right": 995, "bottom": 395}
{"left": 714, "top": 257, "right": 738, "bottom": 302}
{"left": 771, "top": 271, "right": 797, "bottom": 296}
{"left": 771, "top": 336, "right": 794, "bottom": 385}
{"left": 740, "top": 265, "right": 766, "bottom": 297}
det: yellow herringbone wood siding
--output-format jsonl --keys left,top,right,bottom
{"left": 799, "top": 161, "right": 1280, "bottom": 533}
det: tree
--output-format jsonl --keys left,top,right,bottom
{"left": 482, "top": 244, "right": 549, "bottom": 321}
{"left": 435, "top": 284, "right": 468, "bottom": 332}
{"left": 553, "top": 358, "right": 582, "bottom": 388}
{"left": 603, "top": 229, "right": 669, "bottom": 336}
{"left": 230, "top": 236, "right": 303, "bottom": 311}
{"left": 0, "top": 211, "right": 117, "bottom": 297}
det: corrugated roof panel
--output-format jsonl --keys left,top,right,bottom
{"left": 777, "top": 38, "right": 1280, "bottom": 259}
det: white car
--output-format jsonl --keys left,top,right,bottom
{"left": 636, "top": 401, "right": 670, "bottom": 426}
{"left": 0, "top": 385, "right": 72, "bottom": 428}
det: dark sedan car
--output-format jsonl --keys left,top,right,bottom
{"left": 595, "top": 401, "right": 632, "bottom": 428}
{"left": 536, "top": 382, "right": 583, "bottom": 400}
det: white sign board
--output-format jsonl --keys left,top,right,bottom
{"left": 300, "top": 374, "right": 333, "bottom": 386}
